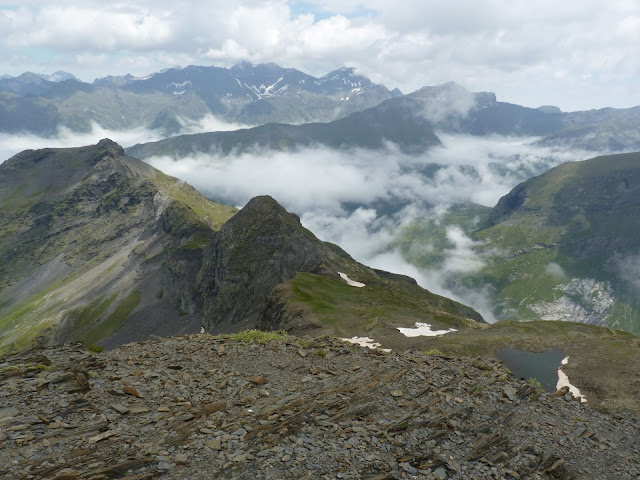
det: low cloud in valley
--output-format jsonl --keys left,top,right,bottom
{"left": 0, "top": 124, "right": 601, "bottom": 322}
{"left": 145, "top": 134, "right": 595, "bottom": 321}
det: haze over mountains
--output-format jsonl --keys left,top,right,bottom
{"left": 3, "top": 61, "right": 640, "bottom": 341}
{"left": 4, "top": 62, "right": 640, "bottom": 156}
{"left": 0, "top": 63, "right": 397, "bottom": 137}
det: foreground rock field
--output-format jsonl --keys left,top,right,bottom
{"left": 0, "top": 333, "right": 638, "bottom": 479}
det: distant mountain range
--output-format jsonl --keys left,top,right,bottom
{"left": 2, "top": 63, "right": 640, "bottom": 153}
{"left": 126, "top": 80, "right": 640, "bottom": 159}
{"left": 0, "top": 63, "right": 397, "bottom": 136}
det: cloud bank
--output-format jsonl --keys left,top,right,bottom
{"left": 1, "top": 1, "right": 640, "bottom": 110}
{"left": 145, "top": 134, "right": 595, "bottom": 321}
{"left": 0, "top": 114, "right": 245, "bottom": 163}
{"left": 0, "top": 122, "right": 601, "bottom": 321}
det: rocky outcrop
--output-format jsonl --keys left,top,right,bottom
{"left": 199, "top": 195, "right": 484, "bottom": 334}
{"left": 1, "top": 334, "right": 638, "bottom": 479}
{"left": 199, "top": 195, "right": 349, "bottom": 330}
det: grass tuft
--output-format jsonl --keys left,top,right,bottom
{"left": 230, "top": 329, "right": 287, "bottom": 344}
{"left": 423, "top": 349, "right": 444, "bottom": 356}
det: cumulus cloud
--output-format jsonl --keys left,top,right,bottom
{"left": 1, "top": 1, "right": 640, "bottom": 110}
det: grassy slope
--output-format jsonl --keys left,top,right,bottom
{"left": 394, "top": 154, "right": 640, "bottom": 334}
{"left": 408, "top": 320, "right": 640, "bottom": 415}
{"left": 0, "top": 141, "right": 237, "bottom": 352}
{"left": 471, "top": 152, "right": 640, "bottom": 331}
{"left": 273, "top": 271, "right": 484, "bottom": 344}
{"left": 150, "top": 170, "right": 237, "bottom": 231}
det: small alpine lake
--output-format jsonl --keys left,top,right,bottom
{"left": 496, "top": 347, "right": 565, "bottom": 392}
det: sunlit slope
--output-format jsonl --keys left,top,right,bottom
{"left": 470, "top": 151, "right": 640, "bottom": 332}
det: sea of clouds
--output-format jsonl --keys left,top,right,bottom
{"left": 0, "top": 122, "right": 597, "bottom": 322}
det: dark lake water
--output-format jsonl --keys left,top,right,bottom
{"left": 496, "top": 347, "right": 566, "bottom": 392}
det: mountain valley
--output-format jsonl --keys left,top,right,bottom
{"left": 0, "top": 140, "right": 482, "bottom": 354}
{"left": 2, "top": 62, "right": 640, "bottom": 480}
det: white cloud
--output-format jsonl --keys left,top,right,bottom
{"left": 3, "top": 5, "right": 174, "bottom": 50}
{"left": 140, "top": 134, "right": 596, "bottom": 322}
{"left": 0, "top": 115, "right": 241, "bottom": 163}
{"left": 1, "top": 1, "right": 639, "bottom": 110}
{"left": 546, "top": 262, "right": 568, "bottom": 280}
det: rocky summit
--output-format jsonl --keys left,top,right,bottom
{"left": 1, "top": 333, "right": 638, "bottom": 479}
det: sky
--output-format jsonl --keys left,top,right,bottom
{"left": 1, "top": 0, "right": 639, "bottom": 111}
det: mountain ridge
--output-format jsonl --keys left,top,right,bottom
{"left": 0, "top": 140, "right": 483, "bottom": 353}
{"left": 461, "top": 151, "right": 640, "bottom": 333}
{"left": 0, "top": 63, "right": 397, "bottom": 136}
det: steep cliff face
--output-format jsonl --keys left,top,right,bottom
{"left": 198, "top": 195, "right": 484, "bottom": 335}
{"left": 199, "top": 196, "right": 349, "bottom": 331}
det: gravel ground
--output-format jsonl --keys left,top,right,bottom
{"left": 0, "top": 334, "right": 638, "bottom": 479}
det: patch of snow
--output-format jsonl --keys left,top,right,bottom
{"left": 338, "top": 272, "right": 365, "bottom": 287}
{"left": 397, "top": 322, "right": 457, "bottom": 337}
{"left": 132, "top": 74, "right": 155, "bottom": 81}
{"left": 342, "top": 336, "right": 390, "bottom": 352}
{"left": 168, "top": 80, "right": 191, "bottom": 89}
{"left": 244, "top": 76, "right": 289, "bottom": 99}
{"left": 557, "top": 357, "right": 587, "bottom": 403}
{"left": 173, "top": 90, "right": 186, "bottom": 95}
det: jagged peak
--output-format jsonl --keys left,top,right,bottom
{"left": 95, "top": 138, "right": 125, "bottom": 156}
{"left": 229, "top": 195, "right": 303, "bottom": 228}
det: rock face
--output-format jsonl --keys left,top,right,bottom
{"left": 0, "top": 141, "right": 483, "bottom": 351}
{"left": 1, "top": 335, "right": 638, "bottom": 479}
{"left": 199, "top": 196, "right": 348, "bottom": 330}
